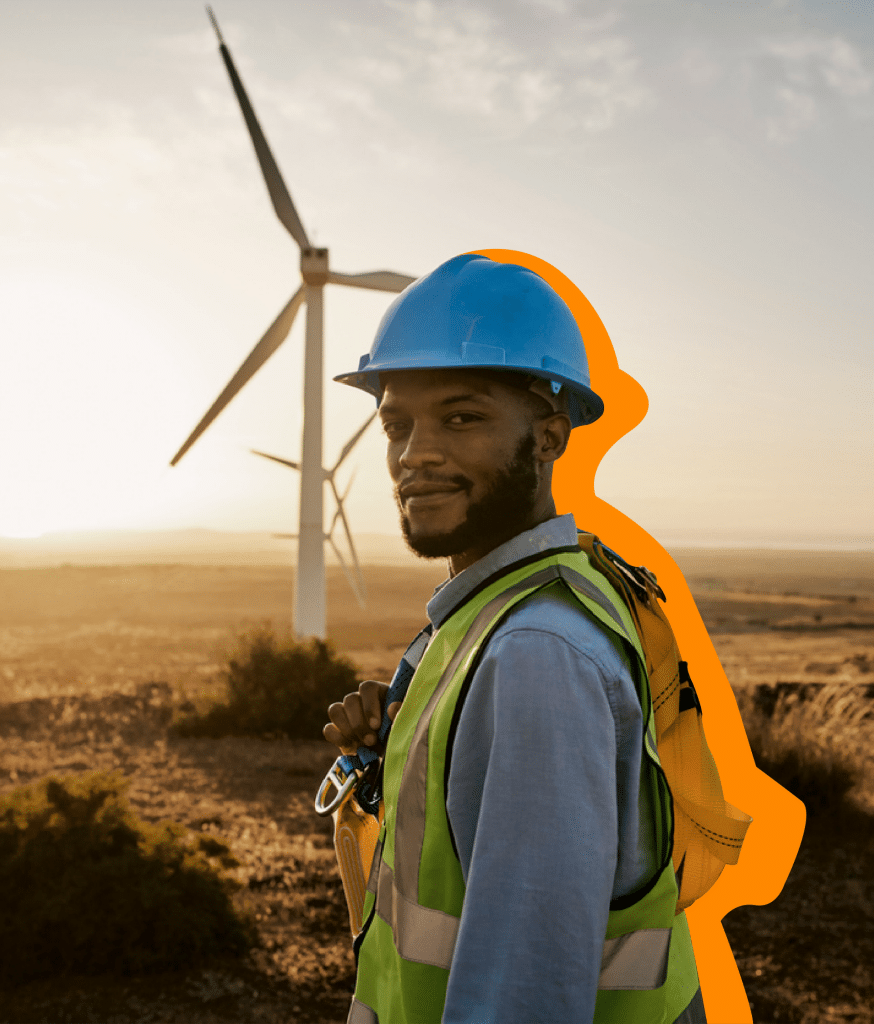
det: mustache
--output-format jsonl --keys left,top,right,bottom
{"left": 395, "top": 474, "right": 473, "bottom": 500}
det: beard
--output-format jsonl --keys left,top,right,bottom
{"left": 395, "top": 431, "right": 539, "bottom": 560}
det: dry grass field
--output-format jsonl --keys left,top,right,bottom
{"left": 1, "top": 549, "right": 872, "bottom": 1023}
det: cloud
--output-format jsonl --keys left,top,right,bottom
{"left": 766, "top": 85, "right": 818, "bottom": 142}
{"left": 679, "top": 46, "right": 723, "bottom": 87}
{"left": 156, "top": 9, "right": 253, "bottom": 59}
{"left": 561, "top": 34, "right": 653, "bottom": 131}
{"left": 514, "top": 70, "right": 563, "bottom": 124}
{"left": 148, "top": 2, "right": 652, "bottom": 167}
{"left": 355, "top": 56, "right": 406, "bottom": 86}
{"left": 764, "top": 35, "right": 871, "bottom": 97}
{"left": 373, "top": 0, "right": 651, "bottom": 135}
{"left": 521, "top": 0, "right": 571, "bottom": 13}
{"left": 0, "top": 102, "right": 173, "bottom": 225}
{"left": 156, "top": 26, "right": 222, "bottom": 59}
{"left": 384, "top": 1, "right": 518, "bottom": 117}
{"left": 758, "top": 34, "right": 872, "bottom": 142}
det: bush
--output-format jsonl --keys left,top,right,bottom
{"left": 737, "top": 683, "right": 874, "bottom": 821}
{"left": 173, "top": 623, "right": 359, "bottom": 740}
{"left": 0, "top": 771, "right": 253, "bottom": 986}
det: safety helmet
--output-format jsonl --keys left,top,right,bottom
{"left": 333, "top": 253, "right": 603, "bottom": 427}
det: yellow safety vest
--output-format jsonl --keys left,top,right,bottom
{"left": 349, "top": 546, "right": 700, "bottom": 1023}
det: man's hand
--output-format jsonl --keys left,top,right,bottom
{"left": 323, "top": 679, "right": 403, "bottom": 755}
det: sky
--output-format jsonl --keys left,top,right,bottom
{"left": 1, "top": 0, "right": 871, "bottom": 550}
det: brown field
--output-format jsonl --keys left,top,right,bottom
{"left": 1, "top": 549, "right": 873, "bottom": 1023}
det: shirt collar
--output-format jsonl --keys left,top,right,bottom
{"left": 425, "top": 513, "right": 580, "bottom": 628}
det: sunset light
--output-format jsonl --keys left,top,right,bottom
{"left": 1, "top": 5, "right": 870, "bottom": 1021}
{"left": 1, "top": 1, "right": 870, "bottom": 551}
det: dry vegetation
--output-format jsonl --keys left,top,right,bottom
{"left": 1, "top": 551, "right": 873, "bottom": 1023}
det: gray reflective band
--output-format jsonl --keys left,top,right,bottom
{"left": 366, "top": 838, "right": 383, "bottom": 895}
{"left": 555, "top": 564, "right": 633, "bottom": 644}
{"left": 598, "top": 928, "right": 672, "bottom": 990}
{"left": 347, "top": 997, "right": 378, "bottom": 1024}
{"left": 407, "top": 628, "right": 432, "bottom": 663}
{"left": 375, "top": 855, "right": 460, "bottom": 969}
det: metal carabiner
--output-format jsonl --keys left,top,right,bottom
{"left": 314, "top": 758, "right": 359, "bottom": 817}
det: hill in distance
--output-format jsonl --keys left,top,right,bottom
{"left": 0, "top": 529, "right": 419, "bottom": 569}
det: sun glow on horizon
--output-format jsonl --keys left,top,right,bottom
{"left": 0, "top": 524, "right": 46, "bottom": 539}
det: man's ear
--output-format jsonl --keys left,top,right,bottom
{"left": 536, "top": 412, "right": 572, "bottom": 464}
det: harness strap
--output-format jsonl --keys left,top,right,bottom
{"left": 340, "top": 624, "right": 434, "bottom": 812}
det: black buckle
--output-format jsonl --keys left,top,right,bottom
{"left": 594, "top": 539, "right": 666, "bottom": 604}
{"left": 355, "top": 758, "right": 383, "bottom": 817}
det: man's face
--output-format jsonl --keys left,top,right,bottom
{"left": 379, "top": 369, "right": 554, "bottom": 570}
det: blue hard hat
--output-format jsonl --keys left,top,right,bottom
{"left": 333, "top": 253, "right": 604, "bottom": 427}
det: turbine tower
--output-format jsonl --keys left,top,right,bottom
{"left": 170, "top": 8, "right": 415, "bottom": 639}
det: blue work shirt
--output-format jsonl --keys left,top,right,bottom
{"left": 424, "top": 514, "right": 658, "bottom": 1024}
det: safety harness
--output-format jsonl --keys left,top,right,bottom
{"left": 577, "top": 534, "right": 752, "bottom": 912}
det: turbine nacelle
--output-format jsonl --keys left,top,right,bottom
{"left": 301, "top": 248, "right": 329, "bottom": 286}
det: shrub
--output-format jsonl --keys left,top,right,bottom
{"left": 0, "top": 771, "right": 253, "bottom": 986}
{"left": 737, "top": 683, "right": 874, "bottom": 821}
{"left": 173, "top": 623, "right": 359, "bottom": 740}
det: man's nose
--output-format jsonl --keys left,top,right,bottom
{"left": 398, "top": 422, "right": 445, "bottom": 470}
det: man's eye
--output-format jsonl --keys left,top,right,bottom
{"left": 382, "top": 421, "right": 408, "bottom": 437}
{"left": 446, "top": 413, "right": 481, "bottom": 426}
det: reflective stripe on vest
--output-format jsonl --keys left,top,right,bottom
{"left": 370, "top": 830, "right": 673, "bottom": 984}
{"left": 347, "top": 998, "right": 377, "bottom": 1024}
{"left": 352, "top": 547, "right": 699, "bottom": 1023}
{"left": 599, "top": 929, "right": 671, "bottom": 989}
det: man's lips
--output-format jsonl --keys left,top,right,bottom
{"left": 398, "top": 480, "right": 468, "bottom": 504}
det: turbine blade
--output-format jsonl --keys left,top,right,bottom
{"left": 327, "top": 535, "right": 365, "bottom": 609}
{"left": 330, "top": 474, "right": 367, "bottom": 604}
{"left": 332, "top": 412, "right": 377, "bottom": 473}
{"left": 170, "top": 286, "right": 304, "bottom": 466}
{"left": 327, "top": 270, "right": 416, "bottom": 293}
{"left": 325, "top": 473, "right": 349, "bottom": 537}
{"left": 251, "top": 449, "right": 301, "bottom": 471}
{"left": 207, "top": 8, "right": 310, "bottom": 250}
{"left": 339, "top": 469, "right": 356, "bottom": 502}
{"left": 326, "top": 500, "right": 342, "bottom": 537}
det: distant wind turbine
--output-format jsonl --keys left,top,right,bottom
{"left": 251, "top": 409, "right": 376, "bottom": 610}
{"left": 170, "top": 8, "right": 416, "bottom": 639}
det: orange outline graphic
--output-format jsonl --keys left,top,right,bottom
{"left": 475, "top": 249, "right": 806, "bottom": 1023}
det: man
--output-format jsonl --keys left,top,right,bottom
{"left": 324, "top": 253, "right": 706, "bottom": 1024}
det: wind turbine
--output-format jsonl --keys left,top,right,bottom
{"left": 250, "top": 409, "right": 376, "bottom": 610}
{"left": 170, "top": 8, "right": 416, "bottom": 639}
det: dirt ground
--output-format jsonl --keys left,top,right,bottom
{"left": 1, "top": 551, "right": 873, "bottom": 1023}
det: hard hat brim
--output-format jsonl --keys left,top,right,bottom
{"left": 333, "top": 361, "right": 604, "bottom": 427}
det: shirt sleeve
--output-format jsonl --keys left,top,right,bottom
{"left": 442, "top": 602, "right": 636, "bottom": 1024}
